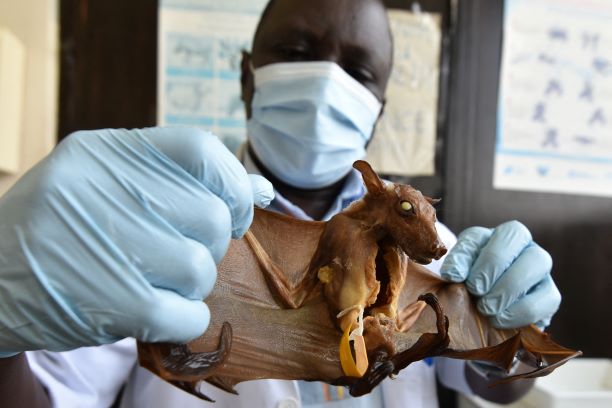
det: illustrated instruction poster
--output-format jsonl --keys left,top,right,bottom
{"left": 159, "top": 2, "right": 441, "bottom": 175}
{"left": 158, "top": 0, "right": 267, "bottom": 151}
{"left": 366, "top": 10, "right": 441, "bottom": 176}
{"left": 494, "top": 0, "right": 612, "bottom": 197}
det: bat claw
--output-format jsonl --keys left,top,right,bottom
{"left": 206, "top": 375, "right": 239, "bottom": 395}
{"left": 161, "top": 322, "right": 233, "bottom": 379}
{"left": 346, "top": 293, "right": 451, "bottom": 396}
{"left": 349, "top": 354, "right": 395, "bottom": 397}
{"left": 169, "top": 380, "right": 215, "bottom": 402}
{"left": 389, "top": 293, "right": 450, "bottom": 372}
{"left": 417, "top": 293, "right": 448, "bottom": 339}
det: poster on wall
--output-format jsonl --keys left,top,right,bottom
{"left": 158, "top": 0, "right": 268, "bottom": 152}
{"left": 494, "top": 0, "right": 612, "bottom": 197}
{"left": 366, "top": 10, "right": 441, "bottom": 177}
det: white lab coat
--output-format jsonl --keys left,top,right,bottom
{"left": 26, "top": 147, "right": 473, "bottom": 407}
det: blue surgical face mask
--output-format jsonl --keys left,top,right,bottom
{"left": 247, "top": 61, "right": 382, "bottom": 189}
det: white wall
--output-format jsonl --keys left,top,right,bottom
{"left": 0, "top": 0, "right": 58, "bottom": 196}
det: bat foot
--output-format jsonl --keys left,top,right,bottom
{"left": 391, "top": 294, "right": 449, "bottom": 371}
{"left": 161, "top": 322, "right": 233, "bottom": 379}
{"left": 346, "top": 293, "right": 451, "bottom": 396}
{"left": 349, "top": 358, "right": 395, "bottom": 397}
{"left": 417, "top": 293, "right": 449, "bottom": 339}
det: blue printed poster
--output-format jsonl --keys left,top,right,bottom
{"left": 495, "top": 0, "right": 612, "bottom": 197}
{"left": 158, "top": 0, "right": 268, "bottom": 151}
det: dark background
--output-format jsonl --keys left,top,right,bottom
{"left": 59, "top": 0, "right": 611, "bottom": 364}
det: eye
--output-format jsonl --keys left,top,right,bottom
{"left": 400, "top": 201, "right": 414, "bottom": 213}
{"left": 345, "top": 66, "right": 375, "bottom": 85}
{"left": 275, "top": 44, "right": 310, "bottom": 62}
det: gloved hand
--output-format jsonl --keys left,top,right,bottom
{"left": 441, "top": 221, "right": 561, "bottom": 329}
{"left": 0, "top": 127, "right": 273, "bottom": 356}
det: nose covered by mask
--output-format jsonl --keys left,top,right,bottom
{"left": 248, "top": 61, "right": 382, "bottom": 189}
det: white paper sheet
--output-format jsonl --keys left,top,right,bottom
{"left": 494, "top": 0, "right": 612, "bottom": 197}
{"left": 158, "top": 0, "right": 267, "bottom": 151}
{"left": 366, "top": 10, "right": 442, "bottom": 176}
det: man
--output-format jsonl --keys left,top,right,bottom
{"left": 0, "top": 0, "right": 560, "bottom": 407}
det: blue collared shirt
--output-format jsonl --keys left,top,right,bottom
{"left": 241, "top": 145, "right": 366, "bottom": 221}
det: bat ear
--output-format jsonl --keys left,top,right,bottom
{"left": 426, "top": 197, "right": 442, "bottom": 207}
{"left": 353, "top": 160, "right": 385, "bottom": 195}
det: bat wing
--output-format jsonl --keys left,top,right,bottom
{"left": 394, "top": 262, "right": 581, "bottom": 380}
{"left": 137, "top": 209, "right": 333, "bottom": 392}
{"left": 138, "top": 214, "right": 580, "bottom": 400}
{"left": 248, "top": 208, "right": 326, "bottom": 289}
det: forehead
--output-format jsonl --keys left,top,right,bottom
{"left": 254, "top": 0, "right": 392, "bottom": 69}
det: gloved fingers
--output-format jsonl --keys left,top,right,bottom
{"left": 440, "top": 227, "right": 492, "bottom": 282}
{"left": 489, "top": 274, "right": 561, "bottom": 329}
{"left": 152, "top": 186, "right": 233, "bottom": 264}
{"left": 535, "top": 318, "right": 551, "bottom": 330}
{"left": 250, "top": 174, "right": 274, "bottom": 208}
{"left": 466, "top": 221, "right": 532, "bottom": 296}
{"left": 141, "top": 127, "right": 264, "bottom": 238}
{"left": 139, "top": 237, "right": 218, "bottom": 301}
{"left": 478, "top": 243, "right": 552, "bottom": 316}
{"left": 134, "top": 289, "right": 212, "bottom": 343}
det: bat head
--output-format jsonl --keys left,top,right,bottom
{"left": 353, "top": 160, "right": 447, "bottom": 264}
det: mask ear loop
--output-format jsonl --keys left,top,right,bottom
{"left": 248, "top": 60, "right": 259, "bottom": 90}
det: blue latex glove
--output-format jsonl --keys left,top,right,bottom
{"left": 441, "top": 221, "right": 561, "bottom": 329}
{"left": 0, "top": 127, "right": 273, "bottom": 356}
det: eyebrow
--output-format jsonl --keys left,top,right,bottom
{"left": 342, "top": 44, "right": 378, "bottom": 66}
{"left": 263, "top": 25, "right": 319, "bottom": 46}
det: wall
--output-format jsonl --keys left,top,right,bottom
{"left": 58, "top": 0, "right": 158, "bottom": 140}
{"left": 0, "top": 0, "right": 58, "bottom": 196}
{"left": 443, "top": 0, "right": 612, "bottom": 357}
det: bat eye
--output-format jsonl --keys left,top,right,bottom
{"left": 400, "top": 201, "right": 413, "bottom": 213}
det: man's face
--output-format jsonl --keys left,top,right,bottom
{"left": 241, "top": 0, "right": 393, "bottom": 118}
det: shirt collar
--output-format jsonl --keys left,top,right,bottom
{"left": 239, "top": 143, "right": 365, "bottom": 221}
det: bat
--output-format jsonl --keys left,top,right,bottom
{"left": 138, "top": 160, "right": 580, "bottom": 401}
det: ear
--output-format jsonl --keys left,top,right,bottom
{"left": 426, "top": 197, "right": 442, "bottom": 207}
{"left": 353, "top": 160, "right": 385, "bottom": 195}
{"left": 379, "top": 98, "right": 387, "bottom": 120}
{"left": 365, "top": 98, "right": 385, "bottom": 150}
{"left": 240, "top": 50, "right": 255, "bottom": 119}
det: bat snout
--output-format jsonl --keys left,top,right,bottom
{"left": 431, "top": 241, "right": 447, "bottom": 260}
